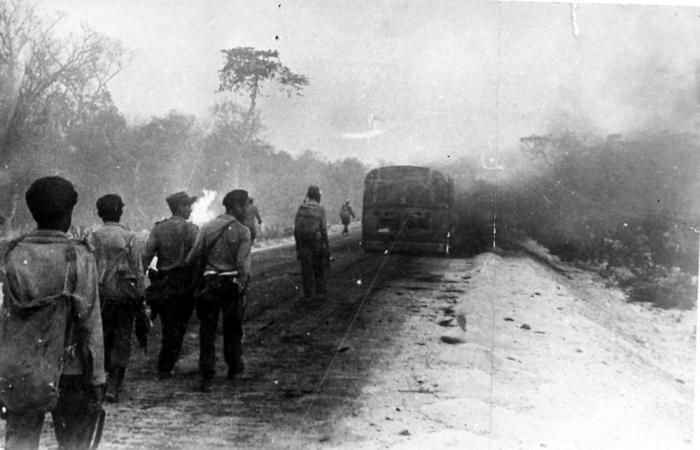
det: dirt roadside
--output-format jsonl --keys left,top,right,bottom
{"left": 0, "top": 244, "right": 693, "bottom": 449}
{"left": 333, "top": 253, "right": 695, "bottom": 450}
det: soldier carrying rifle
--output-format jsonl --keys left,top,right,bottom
{"left": 142, "top": 191, "right": 198, "bottom": 379}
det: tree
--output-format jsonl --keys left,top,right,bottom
{"left": 126, "top": 111, "right": 203, "bottom": 225}
{"left": 218, "top": 47, "right": 308, "bottom": 139}
{"left": 217, "top": 47, "right": 308, "bottom": 187}
{"left": 0, "top": 0, "right": 129, "bottom": 225}
{"left": 1, "top": 1, "right": 128, "bottom": 152}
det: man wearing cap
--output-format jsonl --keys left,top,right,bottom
{"left": 185, "top": 189, "right": 251, "bottom": 392}
{"left": 143, "top": 191, "right": 199, "bottom": 379}
{"left": 1, "top": 176, "right": 105, "bottom": 449}
{"left": 90, "top": 194, "right": 147, "bottom": 402}
{"left": 294, "top": 185, "right": 330, "bottom": 301}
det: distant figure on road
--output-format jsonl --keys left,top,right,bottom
{"left": 90, "top": 193, "right": 148, "bottom": 403}
{"left": 142, "top": 191, "right": 198, "bottom": 380}
{"left": 294, "top": 185, "right": 330, "bottom": 301}
{"left": 339, "top": 200, "right": 355, "bottom": 235}
{"left": 186, "top": 189, "right": 251, "bottom": 393}
{"left": 243, "top": 197, "right": 262, "bottom": 244}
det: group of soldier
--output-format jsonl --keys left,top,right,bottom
{"left": 0, "top": 176, "right": 342, "bottom": 449}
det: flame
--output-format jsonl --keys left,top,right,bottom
{"left": 191, "top": 189, "right": 218, "bottom": 226}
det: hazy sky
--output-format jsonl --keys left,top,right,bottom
{"left": 46, "top": 1, "right": 700, "bottom": 164}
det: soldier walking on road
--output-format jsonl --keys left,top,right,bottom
{"left": 142, "top": 191, "right": 199, "bottom": 379}
{"left": 90, "top": 194, "right": 150, "bottom": 403}
{"left": 243, "top": 197, "right": 262, "bottom": 245}
{"left": 294, "top": 185, "right": 330, "bottom": 301}
{"left": 339, "top": 200, "right": 355, "bottom": 235}
{"left": 186, "top": 190, "right": 251, "bottom": 392}
{"left": 0, "top": 177, "right": 105, "bottom": 450}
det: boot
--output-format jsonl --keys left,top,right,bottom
{"left": 106, "top": 366, "right": 126, "bottom": 403}
{"left": 227, "top": 359, "right": 245, "bottom": 380}
{"left": 200, "top": 377, "right": 213, "bottom": 393}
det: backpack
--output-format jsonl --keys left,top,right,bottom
{"left": 100, "top": 234, "right": 144, "bottom": 303}
{"left": 294, "top": 205, "right": 322, "bottom": 241}
{"left": 0, "top": 241, "right": 77, "bottom": 413}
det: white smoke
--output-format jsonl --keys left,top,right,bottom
{"left": 340, "top": 113, "right": 385, "bottom": 139}
{"left": 191, "top": 189, "right": 218, "bottom": 226}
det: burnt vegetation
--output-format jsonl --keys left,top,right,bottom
{"left": 450, "top": 132, "right": 699, "bottom": 309}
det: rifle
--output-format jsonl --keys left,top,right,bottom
{"left": 88, "top": 406, "right": 106, "bottom": 450}
{"left": 239, "top": 274, "right": 250, "bottom": 298}
{"left": 323, "top": 240, "right": 331, "bottom": 270}
{"left": 145, "top": 268, "right": 163, "bottom": 320}
{"left": 133, "top": 298, "right": 152, "bottom": 353}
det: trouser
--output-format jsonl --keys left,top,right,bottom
{"left": 157, "top": 291, "right": 194, "bottom": 373}
{"left": 341, "top": 219, "right": 350, "bottom": 234}
{"left": 148, "top": 273, "right": 195, "bottom": 374}
{"left": 298, "top": 245, "right": 325, "bottom": 298}
{"left": 101, "top": 302, "right": 134, "bottom": 394}
{"left": 195, "top": 276, "right": 244, "bottom": 379}
{"left": 5, "top": 376, "right": 101, "bottom": 450}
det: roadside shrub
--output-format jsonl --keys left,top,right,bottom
{"left": 455, "top": 131, "right": 699, "bottom": 310}
{"left": 628, "top": 267, "right": 697, "bottom": 310}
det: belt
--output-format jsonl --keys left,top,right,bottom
{"left": 203, "top": 270, "right": 238, "bottom": 277}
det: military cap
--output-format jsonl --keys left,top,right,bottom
{"left": 166, "top": 191, "right": 197, "bottom": 209}
{"left": 25, "top": 176, "right": 78, "bottom": 224}
{"left": 223, "top": 189, "right": 248, "bottom": 209}
{"left": 96, "top": 194, "right": 124, "bottom": 216}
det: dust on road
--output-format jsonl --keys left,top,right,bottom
{"left": 4, "top": 244, "right": 694, "bottom": 449}
{"left": 338, "top": 253, "right": 695, "bottom": 450}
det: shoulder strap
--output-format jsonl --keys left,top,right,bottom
{"left": 100, "top": 237, "right": 127, "bottom": 283}
{"left": 63, "top": 243, "right": 78, "bottom": 295}
{"left": 61, "top": 243, "right": 78, "bottom": 360}
{"left": 204, "top": 219, "right": 238, "bottom": 256}
{"left": 177, "top": 220, "right": 195, "bottom": 264}
{"left": 124, "top": 233, "right": 137, "bottom": 267}
{"left": 3, "top": 235, "right": 25, "bottom": 260}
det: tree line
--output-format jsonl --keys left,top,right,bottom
{"left": 450, "top": 131, "right": 700, "bottom": 309}
{"left": 0, "top": 0, "right": 367, "bottom": 235}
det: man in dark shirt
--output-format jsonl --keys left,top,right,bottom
{"left": 186, "top": 190, "right": 251, "bottom": 392}
{"left": 339, "top": 200, "right": 355, "bottom": 235}
{"left": 142, "top": 191, "right": 198, "bottom": 379}
{"left": 294, "top": 185, "right": 330, "bottom": 301}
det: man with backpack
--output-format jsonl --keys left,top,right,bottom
{"left": 243, "top": 197, "right": 262, "bottom": 245}
{"left": 90, "top": 194, "right": 149, "bottom": 403}
{"left": 0, "top": 176, "right": 105, "bottom": 450}
{"left": 185, "top": 190, "right": 251, "bottom": 392}
{"left": 142, "top": 191, "right": 199, "bottom": 380}
{"left": 339, "top": 200, "right": 355, "bottom": 235}
{"left": 294, "top": 185, "right": 330, "bottom": 301}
